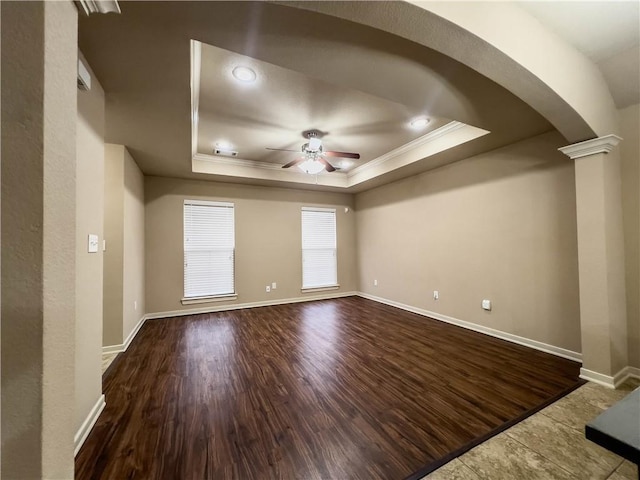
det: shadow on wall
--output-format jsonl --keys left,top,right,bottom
{"left": 355, "top": 130, "right": 573, "bottom": 211}
{"left": 143, "top": 172, "right": 355, "bottom": 208}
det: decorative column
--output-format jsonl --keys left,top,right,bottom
{"left": 559, "top": 135, "right": 628, "bottom": 386}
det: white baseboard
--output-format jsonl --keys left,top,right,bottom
{"left": 145, "top": 290, "right": 358, "bottom": 320}
{"left": 357, "top": 292, "right": 583, "bottom": 363}
{"left": 580, "top": 368, "right": 617, "bottom": 388}
{"left": 74, "top": 394, "right": 105, "bottom": 456}
{"left": 580, "top": 366, "right": 640, "bottom": 389}
{"left": 102, "top": 315, "right": 147, "bottom": 355}
{"left": 611, "top": 366, "right": 639, "bottom": 388}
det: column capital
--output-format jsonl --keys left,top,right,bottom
{"left": 559, "top": 134, "right": 622, "bottom": 160}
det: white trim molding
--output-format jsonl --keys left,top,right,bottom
{"left": 580, "top": 366, "right": 640, "bottom": 389}
{"left": 348, "top": 121, "right": 465, "bottom": 177}
{"left": 77, "top": 0, "right": 120, "bottom": 15}
{"left": 580, "top": 368, "right": 617, "bottom": 389}
{"left": 74, "top": 394, "right": 106, "bottom": 456}
{"left": 558, "top": 134, "right": 623, "bottom": 160}
{"left": 358, "top": 292, "right": 582, "bottom": 362}
{"left": 102, "top": 315, "right": 147, "bottom": 354}
{"left": 146, "top": 291, "right": 357, "bottom": 320}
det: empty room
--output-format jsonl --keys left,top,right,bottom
{"left": 2, "top": 1, "right": 640, "bottom": 479}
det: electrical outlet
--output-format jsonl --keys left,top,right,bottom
{"left": 374, "top": 279, "right": 378, "bottom": 287}
{"left": 482, "top": 299, "right": 491, "bottom": 311}
{"left": 272, "top": 282, "right": 277, "bottom": 290}
{"left": 433, "top": 290, "right": 439, "bottom": 300}
{"left": 266, "top": 286, "right": 271, "bottom": 293}
{"left": 134, "top": 300, "right": 137, "bottom": 311}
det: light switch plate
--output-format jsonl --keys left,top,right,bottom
{"left": 88, "top": 234, "right": 99, "bottom": 253}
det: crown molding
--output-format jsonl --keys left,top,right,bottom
{"left": 558, "top": 134, "right": 623, "bottom": 160}
{"left": 347, "top": 121, "right": 465, "bottom": 178}
{"left": 192, "top": 153, "right": 348, "bottom": 179}
{"left": 76, "top": 0, "right": 120, "bottom": 15}
{"left": 193, "top": 153, "right": 284, "bottom": 171}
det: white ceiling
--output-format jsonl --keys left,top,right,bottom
{"left": 196, "top": 42, "right": 451, "bottom": 173}
{"left": 518, "top": 1, "right": 640, "bottom": 107}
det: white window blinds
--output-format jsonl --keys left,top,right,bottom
{"left": 301, "top": 207, "right": 337, "bottom": 289}
{"left": 184, "top": 200, "right": 235, "bottom": 298}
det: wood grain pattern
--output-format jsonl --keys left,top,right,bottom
{"left": 76, "top": 297, "right": 581, "bottom": 479}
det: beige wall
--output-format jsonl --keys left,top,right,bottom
{"left": 355, "top": 131, "right": 582, "bottom": 353}
{"left": 75, "top": 52, "right": 105, "bottom": 433}
{"left": 104, "top": 144, "right": 125, "bottom": 345}
{"left": 1, "top": 2, "right": 77, "bottom": 477}
{"left": 145, "top": 177, "right": 357, "bottom": 314}
{"left": 620, "top": 103, "right": 640, "bottom": 368}
{"left": 103, "top": 145, "right": 146, "bottom": 346}
{"left": 123, "top": 149, "right": 146, "bottom": 338}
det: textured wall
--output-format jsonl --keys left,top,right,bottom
{"left": 103, "top": 145, "right": 146, "bottom": 346}
{"left": 1, "top": 2, "right": 77, "bottom": 477}
{"left": 123, "top": 149, "right": 145, "bottom": 339}
{"left": 75, "top": 51, "right": 105, "bottom": 433}
{"left": 145, "top": 177, "right": 357, "bottom": 314}
{"left": 356, "top": 131, "right": 582, "bottom": 353}
{"left": 103, "top": 144, "right": 125, "bottom": 345}
{"left": 620, "top": 103, "right": 640, "bottom": 368}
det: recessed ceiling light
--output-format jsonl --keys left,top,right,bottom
{"left": 215, "top": 140, "right": 233, "bottom": 150}
{"left": 409, "top": 116, "right": 431, "bottom": 129}
{"left": 232, "top": 66, "right": 257, "bottom": 83}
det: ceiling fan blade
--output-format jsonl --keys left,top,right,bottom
{"left": 267, "top": 148, "right": 299, "bottom": 153}
{"left": 323, "top": 150, "right": 360, "bottom": 159}
{"left": 318, "top": 157, "right": 336, "bottom": 172}
{"left": 282, "top": 158, "right": 303, "bottom": 169}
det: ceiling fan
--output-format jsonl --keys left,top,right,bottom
{"left": 267, "top": 130, "right": 360, "bottom": 174}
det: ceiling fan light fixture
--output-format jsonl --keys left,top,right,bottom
{"left": 307, "top": 137, "right": 322, "bottom": 151}
{"left": 298, "top": 159, "right": 325, "bottom": 175}
{"left": 231, "top": 66, "right": 257, "bottom": 83}
{"left": 410, "top": 116, "right": 431, "bottom": 129}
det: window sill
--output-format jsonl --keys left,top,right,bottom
{"left": 301, "top": 285, "right": 340, "bottom": 294}
{"left": 181, "top": 294, "right": 237, "bottom": 305}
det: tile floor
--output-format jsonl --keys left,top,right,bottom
{"left": 100, "top": 352, "right": 637, "bottom": 479}
{"left": 422, "top": 378, "right": 640, "bottom": 480}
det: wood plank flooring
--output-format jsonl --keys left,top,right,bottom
{"left": 76, "top": 296, "right": 581, "bottom": 480}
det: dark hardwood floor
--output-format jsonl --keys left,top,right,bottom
{"left": 76, "top": 296, "right": 581, "bottom": 480}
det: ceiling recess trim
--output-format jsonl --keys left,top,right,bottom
{"left": 194, "top": 153, "right": 303, "bottom": 172}
{"left": 192, "top": 120, "right": 491, "bottom": 190}
{"left": 347, "top": 121, "right": 466, "bottom": 178}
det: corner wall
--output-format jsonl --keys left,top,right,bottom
{"left": 355, "top": 130, "right": 582, "bottom": 354}
{"left": 145, "top": 177, "right": 357, "bottom": 315}
{"left": 620, "top": 103, "right": 640, "bottom": 368}
{"left": 123, "top": 150, "right": 146, "bottom": 338}
{"left": 103, "top": 145, "right": 145, "bottom": 348}
{"left": 75, "top": 52, "right": 105, "bottom": 434}
{"left": 1, "top": 2, "right": 77, "bottom": 477}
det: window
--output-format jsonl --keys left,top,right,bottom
{"left": 301, "top": 207, "right": 337, "bottom": 289}
{"left": 183, "top": 200, "right": 235, "bottom": 299}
